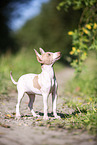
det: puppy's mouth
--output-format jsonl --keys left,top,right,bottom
{"left": 56, "top": 52, "right": 61, "bottom": 60}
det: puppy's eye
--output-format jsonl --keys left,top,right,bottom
{"left": 48, "top": 53, "right": 51, "bottom": 56}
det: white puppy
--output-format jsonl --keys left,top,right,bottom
{"left": 10, "top": 48, "right": 61, "bottom": 120}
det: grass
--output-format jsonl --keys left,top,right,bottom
{"left": 62, "top": 53, "right": 97, "bottom": 134}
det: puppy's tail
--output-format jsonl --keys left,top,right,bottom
{"left": 10, "top": 71, "right": 18, "bottom": 85}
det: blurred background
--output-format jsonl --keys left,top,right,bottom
{"left": 0, "top": 0, "right": 81, "bottom": 62}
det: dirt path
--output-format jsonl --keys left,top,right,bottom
{"left": 0, "top": 67, "right": 96, "bottom": 145}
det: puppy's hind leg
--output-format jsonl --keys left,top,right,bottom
{"left": 28, "top": 94, "right": 40, "bottom": 117}
{"left": 16, "top": 91, "right": 24, "bottom": 118}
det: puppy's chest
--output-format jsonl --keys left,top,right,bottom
{"left": 39, "top": 70, "right": 55, "bottom": 87}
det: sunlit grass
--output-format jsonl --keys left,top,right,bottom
{"left": 63, "top": 53, "right": 97, "bottom": 134}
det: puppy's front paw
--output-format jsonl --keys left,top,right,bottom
{"left": 54, "top": 115, "right": 61, "bottom": 119}
{"left": 43, "top": 115, "right": 49, "bottom": 120}
{"left": 15, "top": 115, "right": 21, "bottom": 120}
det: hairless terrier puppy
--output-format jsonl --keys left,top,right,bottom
{"left": 10, "top": 48, "right": 61, "bottom": 120}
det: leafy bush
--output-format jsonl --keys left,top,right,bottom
{"left": 68, "top": 23, "right": 97, "bottom": 73}
{"left": 58, "top": 0, "right": 97, "bottom": 73}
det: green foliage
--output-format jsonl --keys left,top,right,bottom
{"left": 68, "top": 23, "right": 97, "bottom": 73}
{"left": 58, "top": 0, "right": 97, "bottom": 73}
{"left": 57, "top": 0, "right": 97, "bottom": 11}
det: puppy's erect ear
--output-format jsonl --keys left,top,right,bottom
{"left": 34, "top": 49, "right": 43, "bottom": 63}
{"left": 39, "top": 48, "right": 45, "bottom": 54}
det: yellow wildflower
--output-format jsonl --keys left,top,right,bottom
{"left": 68, "top": 31, "right": 73, "bottom": 35}
{"left": 72, "top": 47, "right": 76, "bottom": 51}
{"left": 70, "top": 51, "right": 74, "bottom": 55}
{"left": 78, "top": 97, "right": 82, "bottom": 100}
{"left": 84, "top": 52, "right": 87, "bottom": 56}
{"left": 89, "top": 97, "right": 92, "bottom": 101}
{"left": 83, "top": 28, "right": 88, "bottom": 34}
{"left": 93, "top": 23, "right": 97, "bottom": 29}
{"left": 75, "top": 59, "right": 78, "bottom": 62}
{"left": 77, "top": 49, "right": 80, "bottom": 53}
{"left": 79, "top": 102, "right": 82, "bottom": 105}
{"left": 6, "top": 114, "right": 11, "bottom": 117}
{"left": 85, "top": 24, "right": 91, "bottom": 29}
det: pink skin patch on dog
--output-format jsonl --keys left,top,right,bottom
{"left": 33, "top": 76, "right": 41, "bottom": 90}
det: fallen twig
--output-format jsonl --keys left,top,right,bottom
{"left": 77, "top": 107, "right": 81, "bottom": 114}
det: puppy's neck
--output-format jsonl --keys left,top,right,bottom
{"left": 41, "top": 64, "right": 54, "bottom": 78}
{"left": 41, "top": 64, "right": 53, "bottom": 71}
